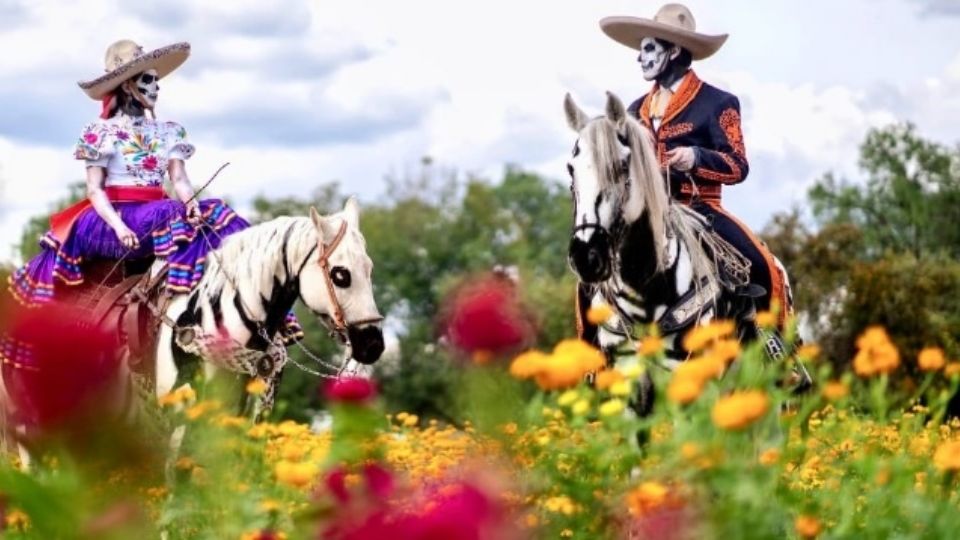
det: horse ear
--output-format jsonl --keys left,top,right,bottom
{"left": 605, "top": 91, "right": 627, "bottom": 130}
{"left": 343, "top": 196, "right": 360, "bottom": 228}
{"left": 309, "top": 206, "right": 323, "bottom": 230}
{"left": 564, "top": 93, "right": 588, "bottom": 131}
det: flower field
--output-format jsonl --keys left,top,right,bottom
{"left": 4, "top": 311, "right": 960, "bottom": 540}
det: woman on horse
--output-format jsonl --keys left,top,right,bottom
{"left": 599, "top": 4, "right": 788, "bottom": 326}
{"left": 7, "top": 40, "right": 302, "bottom": 341}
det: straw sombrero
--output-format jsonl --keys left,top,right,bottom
{"left": 77, "top": 40, "right": 190, "bottom": 100}
{"left": 600, "top": 4, "right": 727, "bottom": 60}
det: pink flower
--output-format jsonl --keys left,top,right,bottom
{"left": 142, "top": 155, "right": 158, "bottom": 171}
{"left": 323, "top": 377, "right": 377, "bottom": 403}
{"left": 439, "top": 273, "right": 534, "bottom": 358}
{"left": 83, "top": 132, "right": 98, "bottom": 144}
{"left": 2, "top": 303, "right": 122, "bottom": 431}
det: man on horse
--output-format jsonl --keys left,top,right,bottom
{"left": 600, "top": 3, "right": 789, "bottom": 326}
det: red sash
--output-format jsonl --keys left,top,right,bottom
{"left": 49, "top": 186, "right": 166, "bottom": 244}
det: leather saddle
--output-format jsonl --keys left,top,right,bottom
{"left": 58, "top": 258, "right": 169, "bottom": 385}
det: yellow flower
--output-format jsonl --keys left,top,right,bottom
{"left": 680, "top": 442, "right": 700, "bottom": 460}
{"left": 626, "top": 482, "right": 669, "bottom": 516}
{"left": 402, "top": 414, "right": 419, "bottom": 427}
{"left": 758, "top": 448, "right": 781, "bottom": 466}
{"left": 572, "top": 399, "right": 590, "bottom": 416}
{"left": 158, "top": 385, "right": 196, "bottom": 407}
{"left": 852, "top": 326, "right": 900, "bottom": 377}
{"left": 543, "top": 495, "right": 578, "bottom": 515}
{"left": 509, "top": 350, "right": 550, "bottom": 379}
{"left": 275, "top": 460, "right": 319, "bottom": 488}
{"left": 796, "top": 344, "right": 821, "bottom": 362}
{"left": 711, "top": 390, "right": 769, "bottom": 431}
{"left": 594, "top": 369, "right": 625, "bottom": 390}
{"left": 709, "top": 339, "right": 741, "bottom": 364}
{"left": 561, "top": 529, "right": 573, "bottom": 538}
{"left": 918, "top": 347, "right": 946, "bottom": 372}
{"left": 586, "top": 304, "right": 615, "bottom": 325}
{"left": 558, "top": 390, "right": 580, "bottom": 407}
{"left": 794, "top": 515, "right": 821, "bottom": 538}
{"left": 638, "top": 335, "right": 664, "bottom": 356}
{"left": 667, "top": 377, "right": 704, "bottom": 405}
{"left": 502, "top": 422, "right": 518, "bottom": 435}
{"left": 5, "top": 509, "right": 30, "bottom": 531}
{"left": 185, "top": 400, "right": 221, "bottom": 421}
{"left": 259, "top": 499, "right": 283, "bottom": 513}
{"left": 946, "top": 363, "right": 960, "bottom": 377}
{"left": 675, "top": 356, "right": 725, "bottom": 383}
{"left": 821, "top": 381, "right": 849, "bottom": 401}
{"left": 609, "top": 380, "right": 632, "bottom": 397}
{"left": 246, "top": 378, "right": 268, "bottom": 395}
{"left": 682, "top": 320, "right": 735, "bottom": 352}
{"left": 620, "top": 363, "right": 645, "bottom": 379}
{"left": 755, "top": 310, "right": 777, "bottom": 328}
{"left": 933, "top": 440, "right": 960, "bottom": 471}
{"left": 599, "top": 398, "right": 625, "bottom": 417}
{"left": 535, "top": 340, "right": 606, "bottom": 391}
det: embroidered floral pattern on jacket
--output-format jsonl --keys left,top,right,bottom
{"left": 719, "top": 108, "right": 745, "bottom": 157}
{"left": 695, "top": 153, "right": 742, "bottom": 183}
{"left": 660, "top": 122, "right": 694, "bottom": 140}
{"left": 74, "top": 117, "right": 195, "bottom": 187}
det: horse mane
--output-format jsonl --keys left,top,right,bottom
{"left": 586, "top": 111, "right": 719, "bottom": 294}
{"left": 195, "top": 216, "right": 318, "bottom": 302}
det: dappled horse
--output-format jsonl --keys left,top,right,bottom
{"left": 564, "top": 92, "right": 808, "bottom": 415}
{"left": 1, "top": 199, "right": 384, "bottom": 459}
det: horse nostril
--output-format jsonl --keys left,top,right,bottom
{"left": 347, "top": 325, "right": 385, "bottom": 365}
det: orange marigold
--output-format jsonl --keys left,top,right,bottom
{"left": 711, "top": 390, "right": 769, "bottom": 431}
{"left": 821, "top": 381, "right": 849, "bottom": 401}
{"left": 509, "top": 350, "right": 549, "bottom": 379}
{"left": 917, "top": 347, "right": 946, "bottom": 372}
{"left": 594, "top": 369, "right": 625, "bottom": 390}
{"left": 586, "top": 304, "right": 615, "bottom": 325}
{"left": 946, "top": 363, "right": 960, "bottom": 377}
{"left": 626, "top": 481, "right": 669, "bottom": 516}
{"left": 638, "top": 334, "right": 664, "bottom": 356}
{"left": 852, "top": 326, "right": 899, "bottom": 377}
{"left": 794, "top": 515, "right": 821, "bottom": 538}
{"left": 682, "top": 320, "right": 735, "bottom": 352}
{"left": 667, "top": 377, "right": 704, "bottom": 405}
{"left": 533, "top": 340, "right": 605, "bottom": 391}
{"left": 934, "top": 440, "right": 960, "bottom": 472}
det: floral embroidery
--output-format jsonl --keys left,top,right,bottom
{"left": 83, "top": 132, "right": 98, "bottom": 144}
{"left": 719, "top": 108, "right": 745, "bottom": 157}
{"left": 660, "top": 122, "right": 694, "bottom": 140}
{"left": 73, "top": 118, "right": 193, "bottom": 187}
{"left": 695, "top": 153, "right": 742, "bottom": 183}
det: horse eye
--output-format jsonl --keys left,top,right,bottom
{"left": 331, "top": 266, "right": 351, "bottom": 288}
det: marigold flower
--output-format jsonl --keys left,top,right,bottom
{"left": 796, "top": 344, "right": 821, "bottom": 362}
{"left": 680, "top": 442, "right": 700, "bottom": 460}
{"left": 543, "top": 495, "right": 578, "bottom": 515}
{"left": 852, "top": 326, "right": 900, "bottom": 377}
{"left": 934, "top": 440, "right": 960, "bottom": 472}
{"left": 675, "top": 356, "right": 725, "bottom": 383}
{"left": 946, "top": 363, "right": 960, "bottom": 377}
{"left": 821, "top": 381, "right": 849, "bottom": 401}
{"left": 638, "top": 335, "right": 664, "bottom": 356}
{"left": 599, "top": 398, "right": 625, "bottom": 417}
{"left": 667, "top": 378, "right": 704, "bottom": 405}
{"left": 609, "top": 380, "right": 632, "bottom": 397}
{"left": 626, "top": 482, "right": 669, "bottom": 516}
{"left": 572, "top": 399, "right": 590, "bottom": 416}
{"left": 4, "top": 509, "right": 30, "bottom": 531}
{"left": 509, "top": 350, "right": 549, "bottom": 379}
{"left": 918, "top": 347, "right": 946, "bottom": 372}
{"left": 794, "top": 515, "right": 821, "bottom": 538}
{"left": 586, "top": 303, "right": 615, "bottom": 325}
{"left": 709, "top": 339, "right": 741, "bottom": 364}
{"left": 711, "top": 390, "right": 769, "bottom": 431}
{"left": 275, "top": 460, "right": 319, "bottom": 488}
{"left": 594, "top": 369, "right": 625, "bottom": 390}
{"left": 755, "top": 310, "right": 777, "bottom": 328}
{"left": 682, "top": 320, "right": 735, "bottom": 352}
{"left": 758, "top": 448, "right": 781, "bottom": 466}
{"left": 534, "top": 340, "right": 605, "bottom": 391}
{"left": 246, "top": 378, "right": 268, "bottom": 395}
{"left": 557, "top": 390, "right": 580, "bottom": 407}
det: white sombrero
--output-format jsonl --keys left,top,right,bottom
{"left": 77, "top": 39, "right": 191, "bottom": 100}
{"left": 600, "top": 3, "right": 727, "bottom": 60}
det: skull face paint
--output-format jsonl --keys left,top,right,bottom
{"left": 638, "top": 37, "right": 678, "bottom": 81}
{"left": 136, "top": 69, "right": 159, "bottom": 107}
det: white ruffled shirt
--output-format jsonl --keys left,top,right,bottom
{"left": 74, "top": 113, "right": 195, "bottom": 187}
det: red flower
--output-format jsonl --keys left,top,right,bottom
{"left": 439, "top": 273, "right": 534, "bottom": 358}
{"left": 323, "top": 377, "right": 377, "bottom": 403}
{"left": 323, "top": 463, "right": 395, "bottom": 506}
{"left": 83, "top": 132, "right": 98, "bottom": 144}
{"left": 1, "top": 303, "right": 122, "bottom": 432}
{"left": 142, "top": 155, "right": 158, "bottom": 171}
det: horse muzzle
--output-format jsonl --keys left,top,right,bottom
{"left": 347, "top": 323, "right": 385, "bottom": 365}
{"left": 568, "top": 229, "right": 613, "bottom": 283}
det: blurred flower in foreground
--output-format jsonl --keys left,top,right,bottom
{"left": 324, "top": 377, "right": 378, "bottom": 404}
{"left": 853, "top": 326, "right": 900, "bottom": 377}
{"left": 933, "top": 440, "right": 960, "bottom": 472}
{"left": 438, "top": 272, "right": 535, "bottom": 360}
{"left": 711, "top": 390, "right": 769, "bottom": 431}
{"left": 794, "top": 515, "right": 821, "bottom": 538}
{"left": 917, "top": 347, "right": 946, "bottom": 372}
{"left": 625, "top": 482, "right": 695, "bottom": 540}
{"left": 1, "top": 302, "right": 122, "bottom": 432}
{"left": 509, "top": 340, "right": 604, "bottom": 391}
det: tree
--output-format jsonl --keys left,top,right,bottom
{"left": 17, "top": 182, "right": 86, "bottom": 261}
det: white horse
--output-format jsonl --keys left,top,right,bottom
{"left": 564, "top": 92, "right": 806, "bottom": 414}
{"left": 2, "top": 198, "right": 384, "bottom": 461}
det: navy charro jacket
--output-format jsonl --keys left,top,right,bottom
{"left": 627, "top": 70, "right": 748, "bottom": 205}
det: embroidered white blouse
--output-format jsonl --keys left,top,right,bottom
{"left": 74, "top": 114, "right": 195, "bottom": 187}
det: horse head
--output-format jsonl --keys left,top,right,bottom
{"left": 564, "top": 92, "right": 670, "bottom": 284}
{"left": 301, "top": 198, "right": 385, "bottom": 365}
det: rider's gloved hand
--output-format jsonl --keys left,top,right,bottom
{"left": 665, "top": 146, "right": 697, "bottom": 172}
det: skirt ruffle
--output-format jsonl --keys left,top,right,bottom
{"left": 7, "top": 198, "right": 303, "bottom": 344}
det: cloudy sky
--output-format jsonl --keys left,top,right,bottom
{"left": 1, "top": 0, "right": 959, "bottom": 264}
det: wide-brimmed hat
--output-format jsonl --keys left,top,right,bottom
{"left": 600, "top": 3, "right": 727, "bottom": 60}
{"left": 77, "top": 40, "right": 190, "bottom": 100}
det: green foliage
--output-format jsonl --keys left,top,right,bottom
{"left": 16, "top": 182, "right": 86, "bottom": 261}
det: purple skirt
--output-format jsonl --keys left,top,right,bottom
{"left": 7, "top": 198, "right": 303, "bottom": 343}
